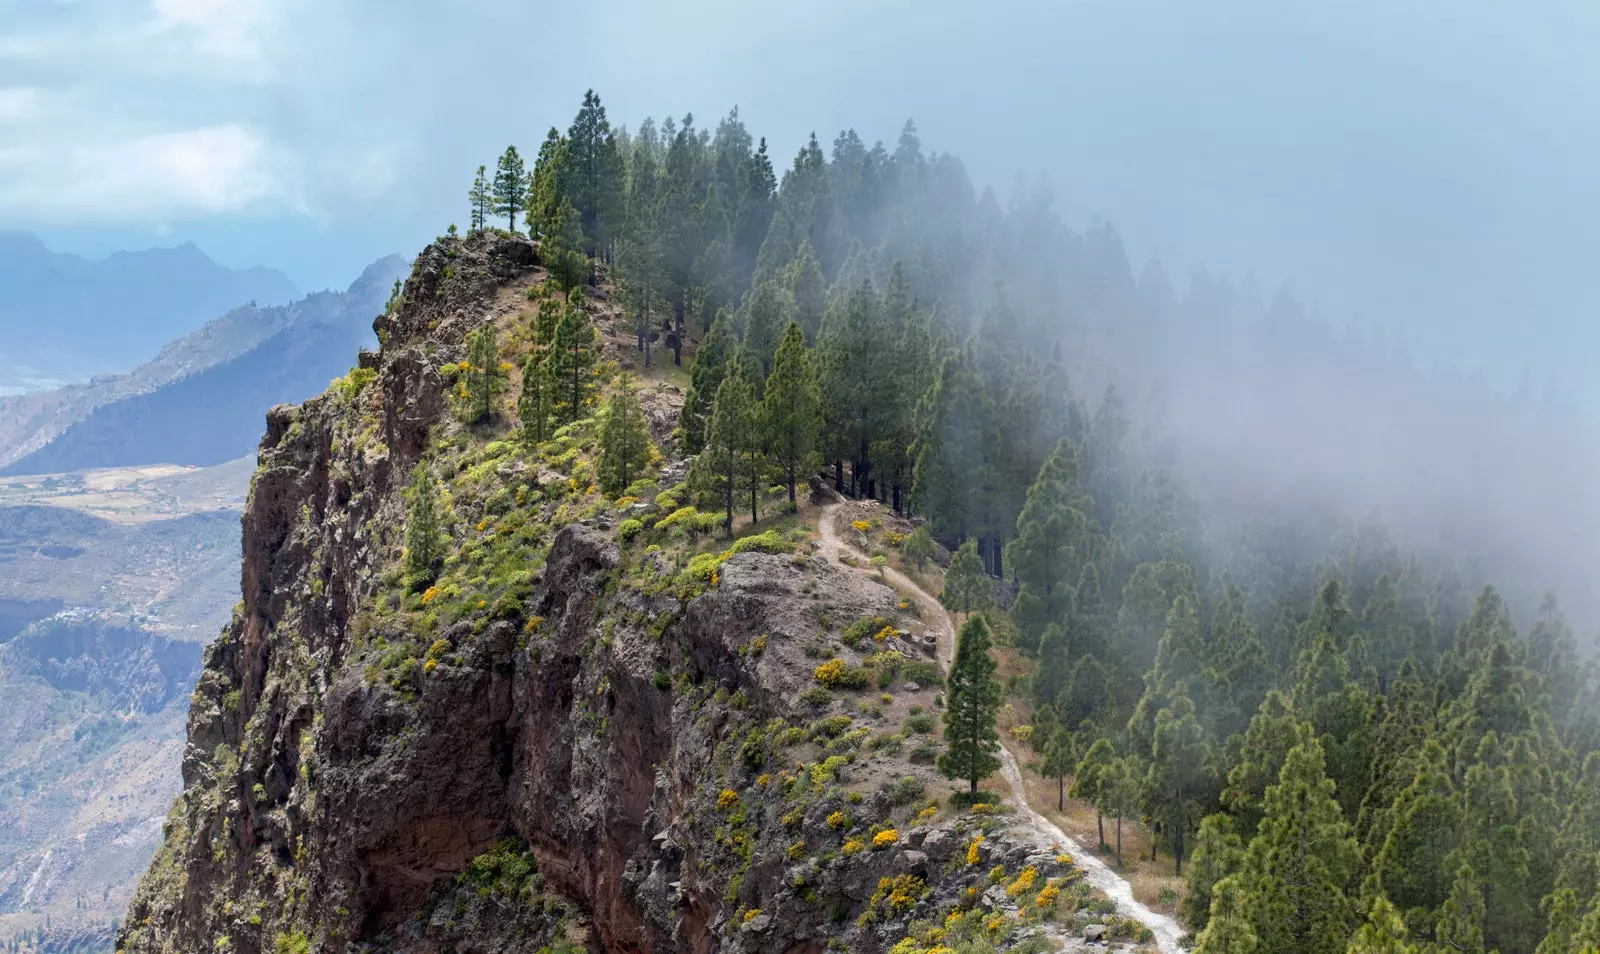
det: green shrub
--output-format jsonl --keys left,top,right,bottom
{"left": 902, "top": 660, "right": 944, "bottom": 686}
{"left": 799, "top": 687, "right": 833, "bottom": 708}
{"left": 903, "top": 713, "right": 936, "bottom": 734}
{"left": 728, "top": 530, "right": 794, "bottom": 555}
{"left": 884, "top": 775, "right": 926, "bottom": 806}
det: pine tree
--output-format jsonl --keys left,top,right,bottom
{"left": 679, "top": 311, "right": 736, "bottom": 454}
{"left": 492, "top": 145, "right": 529, "bottom": 233}
{"left": 1345, "top": 897, "right": 1417, "bottom": 954}
{"left": 1145, "top": 689, "right": 1210, "bottom": 874}
{"left": 1184, "top": 814, "right": 1247, "bottom": 932}
{"left": 701, "top": 367, "right": 756, "bottom": 535}
{"left": 403, "top": 465, "right": 443, "bottom": 590}
{"left": 463, "top": 325, "right": 505, "bottom": 424}
{"left": 546, "top": 302, "right": 598, "bottom": 424}
{"left": 516, "top": 354, "right": 549, "bottom": 446}
{"left": 468, "top": 165, "right": 490, "bottom": 231}
{"left": 1237, "top": 729, "right": 1361, "bottom": 954}
{"left": 939, "top": 615, "right": 1002, "bottom": 794}
{"left": 941, "top": 538, "right": 992, "bottom": 618}
{"left": 901, "top": 525, "right": 936, "bottom": 572}
{"left": 1041, "top": 723, "right": 1076, "bottom": 813}
{"left": 545, "top": 196, "right": 589, "bottom": 290}
{"left": 1194, "top": 877, "right": 1260, "bottom": 954}
{"left": 761, "top": 322, "right": 822, "bottom": 509}
{"left": 740, "top": 281, "right": 794, "bottom": 377}
{"left": 1011, "top": 438, "right": 1092, "bottom": 652}
{"left": 1435, "top": 863, "right": 1488, "bottom": 954}
{"left": 597, "top": 385, "right": 653, "bottom": 497}
{"left": 1071, "top": 737, "right": 1115, "bottom": 843}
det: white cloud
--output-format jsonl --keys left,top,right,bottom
{"left": 0, "top": 124, "right": 287, "bottom": 220}
{"left": 146, "top": 0, "right": 283, "bottom": 82}
{"left": 0, "top": 87, "right": 43, "bottom": 123}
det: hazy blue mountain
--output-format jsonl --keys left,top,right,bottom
{"left": 0, "top": 256, "right": 407, "bottom": 475}
{"left": 0, "top": 231, "right": 300, "bottom": 392}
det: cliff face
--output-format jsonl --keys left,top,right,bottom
{"left": 116, "top": 232, "right": 1073, "bottom": 954}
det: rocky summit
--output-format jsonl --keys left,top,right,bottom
{"left": 115, "top": 232, "right": 1146, "bottom": 954}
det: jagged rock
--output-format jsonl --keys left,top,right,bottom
{"left": 1085, "top": 923, "right": 1108, "bottom": 941}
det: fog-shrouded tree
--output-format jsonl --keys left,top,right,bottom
{"left": 761, "top": 321, "right": 822, "bottom": 509}
{"left": 1071, "top": 736, "right": 1115, "bottom": 843}
{"left": 940, "top": 615, "right": 1002, "bottom": 794}
{"left": 941, "top": 538, "right": 992, "bottom": 619}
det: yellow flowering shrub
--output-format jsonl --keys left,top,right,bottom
{"left": 1005, "top": 866, "right": 1038, "bottom": 898}
{"left": 742, "top": 908, "right": 761, "bottom": 923}
{"left": 787, "top": 840, "right": 807, "bottom": 860}
{"left": 423, "top": 658, "right": 438, "bottom": 673}
{"left": 873, "top": 829, "right": 899, "bottom": 849}
{"left": 841, "top": 838, "right": 864, "bottom": 856}
{"left": 966, "top": 834, "right": 985, "bottom": 865}
{"left": 1035, "top": 883, "right": 1061, "bottom": 908}
{"left": 826, "top": 811, "right": 847, "bottom": 830}
{"left": 873, "top": 624, "right": 897, "bottom": 642}
{"left": 426, "top": 639, "right": 451, "bottom": 660}
{"left": 420, "top": 586, "right": 440, "bottom": 605}
{"left": 756, "top": 773, "right": 771, "bottom": 787}
{"left": 717, "top": 789, "right": 739, "bottom": 810}
{"left": 916, "top": 805, "right": 938, "bottom": 823}
{"left": 851, "top": 520, "right": 873, "bottom": 532}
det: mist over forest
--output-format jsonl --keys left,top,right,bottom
{"left": 557, "top": 105, "right": 1600, "bottom": 638}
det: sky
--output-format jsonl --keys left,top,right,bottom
{"left": 2, "top": 0, "right": 1597, "bottom": 395}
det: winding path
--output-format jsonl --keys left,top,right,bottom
{"left": 817, "top": 502, "right": 1184, "bottom": 953}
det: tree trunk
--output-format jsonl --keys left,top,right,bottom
{"left": 1057, "top": 777, "right": 1064, "bottom": 812}
{"left": 1097, "top": 810, "right": 1104, "bottom": 849}
{"left": 834, "top": 459, "right": 844, "bottom": 493}
{"left": 723, "top": 456, "right": 735, "bottom": 538}
{"left": 787, "top": 460, "right": 797, "bottom": 510}
{"left": 969, "top": 777, "right": 978, "bottom": 795}
{"left": 1175, "top": 824, "right": 1184, "bottom": 876}
{"left": 750, "top": 465, "right": 758, "bottom": 524}
{"left": 1116, "top": 816, "right": 1122, "bottom": 867}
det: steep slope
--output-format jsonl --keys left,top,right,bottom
{"left": 0, "top": 258, "right": 408, "bottom": 475}
{"left": 0, "top": 232, "right": 299, "bottom": 392}
{"left": 118, "top": 231, "right": 1156, "bottom": 954}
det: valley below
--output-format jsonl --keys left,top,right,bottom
{"left": 0, "top": 458, "right": 250, "bottom": 951}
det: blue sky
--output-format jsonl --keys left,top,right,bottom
{"left": 3, "top": 0, "right": 1596, "bottom": 393}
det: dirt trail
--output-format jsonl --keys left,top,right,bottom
{"left": 817, "top": 503, "right": 1184, "bottom": 954}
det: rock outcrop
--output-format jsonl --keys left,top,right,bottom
{"left": 117, "top": 231, "right": 1119, "bottom": 954}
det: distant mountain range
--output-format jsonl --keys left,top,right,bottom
{"left": 0, "top": 231, "right": 302, "bottom": 391}
{"left": 0, "top": 255, "right": 409, "bottom": 475}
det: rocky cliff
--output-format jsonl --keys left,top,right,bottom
{"left": 115, "top": 232, "right": 1128, "bottom": 954}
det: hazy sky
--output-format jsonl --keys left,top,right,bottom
{"left": 3, "top": 1, "right": 1596, "bottom": 392}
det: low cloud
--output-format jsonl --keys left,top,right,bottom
{"left": 0, "top": 124, "right": 286, "bottom": 220}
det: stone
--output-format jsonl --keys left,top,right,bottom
{"left": 1084, "top": 923, "right": 1107, "bottom": 941}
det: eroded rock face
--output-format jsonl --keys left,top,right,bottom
{"left": 117, "top": 232, "right": 1019, "bottom": 954}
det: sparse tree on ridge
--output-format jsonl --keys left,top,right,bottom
{"left": 468, "top": 165, "right": 490, "bottom": 231}
{"left": 492, "top": 145, "right": 529, "bottom": 232}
